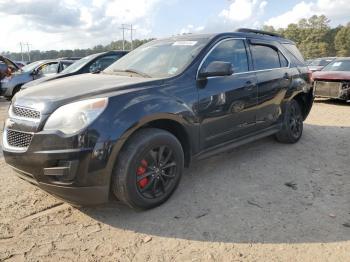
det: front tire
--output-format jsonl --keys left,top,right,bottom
{"left": 112, "top": 128, "right": 184, "bottom": 209}
{"left": 7, "top": 85, "right": 21, "bottom": 100}
{"left": 275, "top": 99, "right": 303, "bottom": 144}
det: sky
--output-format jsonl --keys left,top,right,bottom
{"left": 1, "top": 0, "right": 350, "bottom": 52}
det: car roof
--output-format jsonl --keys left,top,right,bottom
{"left": 32, "top": 59, "right": 76, "bottom": 64}
{"left": 160, "top": 29, "right": 295, "bottom": 45}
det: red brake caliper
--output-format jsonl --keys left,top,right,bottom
{"left": 137, "top": 159, "right": 149, "bottom": 188}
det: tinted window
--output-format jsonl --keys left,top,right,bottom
{"left": 203, "top": 39, "right": 249, "bottom": 73}
{"left": 279, "top": 52, "right": 289, "bottom": 67}
{"left": 251, "top": 45, "right": 280, "bottom": 70}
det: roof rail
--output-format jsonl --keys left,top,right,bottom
{"left": 236, "top": 28, "right": 283, "bottom": 38}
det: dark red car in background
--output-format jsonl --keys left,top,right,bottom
{"left": 313, "top": 58, "right": 350, "bottom": 101}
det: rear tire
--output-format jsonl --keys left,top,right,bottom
{"left": 275, "top": 99, "right": 303, "bottom": 144}
{"left": 112, "top": 128, "right": 184, "bottom": 210}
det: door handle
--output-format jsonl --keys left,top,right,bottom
{"left": 244, "top": 81, "right": 256, "bottom": 91}
{"left": 283, "top": 73, "right": 290, "bottom": 80}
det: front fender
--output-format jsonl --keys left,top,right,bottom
{"left": 87, "top": 91, "right": 198, "bottom": 184}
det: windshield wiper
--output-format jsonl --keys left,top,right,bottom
{"left": 113, "top": 68, "right": 151, "bottom": 78}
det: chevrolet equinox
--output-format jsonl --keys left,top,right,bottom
{"left": 2, "top": 29, "right": 313, "bottom": 209}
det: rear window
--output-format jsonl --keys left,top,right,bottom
{"left": 282, "top": 43, "right": 305, "bottom": 64}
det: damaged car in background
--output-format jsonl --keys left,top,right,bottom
{"left": 313, "top": 58, "right": 350, "bottom": 101}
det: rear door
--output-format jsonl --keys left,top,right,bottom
{"left": 248, "top": 40, "right": 292, "bottom": 129}
{"left": 197, "top": 38, "right": 258, "bottom": 149}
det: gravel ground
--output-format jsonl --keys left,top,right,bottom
{"left": 0, "top": 97, "right": 349, "bottom": 261}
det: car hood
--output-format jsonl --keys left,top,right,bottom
{"left": 312, "top": 71, "right": 350, "bottom": 81}
{"left": 22, "top": 73, "right": 72, "bottom": 89}
{"left": 13, "top": 73, "right": 162, "bottom": 114}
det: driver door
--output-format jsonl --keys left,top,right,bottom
{"left": 196, "top": 38, "right": 258, "bottom": 149}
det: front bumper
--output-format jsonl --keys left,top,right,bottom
{"left": 3, "top": 146, "right": 111, "bottom": 205}
{"left": 2, "top": 117, "right": 113, "bottom": 205}
{"left": 314, "top": 81, "right": 350, "bottom": 100}
{"left": 10, "top": 165, "right": 109, "bottom": 205}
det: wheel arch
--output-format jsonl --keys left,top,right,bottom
{"left": 113, "top": 116, "right": 193, "bottom": 169}
{"left": 291, "top": 90, "right": 314, "bottom": 120}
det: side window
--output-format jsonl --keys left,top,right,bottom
{"left": 202, "top": 39, "right": 249, "bottom": 74}
{"left": 61, "top": 62, "right": 72, "bottom": 71}
{"left": 38, "top": 63, "right": 59, "bottom": 75}
{"left": 279, "top": 52, "right": 289, "bottom": 67}
{"left": 250, "top": 45, "right": 281, "bottom": 70}
{"left": 89, "top": 55, "right": 120, "bottom": 72}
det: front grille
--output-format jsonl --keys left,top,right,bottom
{"left": 6, "top": 130, "right": 33, "bottom": 148}
{"left": 12, "top": 106, "right": 41, "bottom": 119}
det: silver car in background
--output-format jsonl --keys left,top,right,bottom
{"left": 0, "top": 59, "right": 74, "bottom": 99}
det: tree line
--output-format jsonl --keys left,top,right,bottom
{"left": 2, "top": 15, "right": 350, "bottom": 62}
{"left": 263, "top": 15, "right": 350, "bottom": 59}
{"left": 1, "top": 39, "right": 153, "bottom": 62}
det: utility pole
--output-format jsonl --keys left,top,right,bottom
{"left": 25, "top": 43, "right": 31, "bottom": 61}
{"left": 19, "top": 42, "right": 24, "bottom": 61}
{"left": 120, "top": 24, "right": 127, "bottom": 50}
{"left": 130, "top": 24, "right": 134, "bottom": 50}
{"left": 120, "top": 24, "right": 136, "bottom": 50}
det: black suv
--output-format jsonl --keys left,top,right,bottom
{"left": 2, "top": 29, "right": 313, "bottom": 209}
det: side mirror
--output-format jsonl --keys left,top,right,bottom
{"left": 30, "top": 69, "right": 38, "bottom": 76}
{"left": 198, "top": 61, "right": 233, "bottom": 79}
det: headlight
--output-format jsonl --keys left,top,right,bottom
{"left": 44, "top": 98, "right": 108, "bottom": 135}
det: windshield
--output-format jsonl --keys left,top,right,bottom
{"left": 310, "top": 59, "right": 333, "bottom": 67}
{"left": 21, "top": 61, "right": 45, "bottom": 72}
{"left": 322, "top": 60, "right": 350, "bottom": 71}
{"left": 60, "top": 54, "right": 97, "bottom": 74}
{"left": 105, "top": 38, "right": 209, "bottom": 78}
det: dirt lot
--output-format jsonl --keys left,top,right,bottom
{"left": 0, "top": 97, "right": 349, "bottom": 261}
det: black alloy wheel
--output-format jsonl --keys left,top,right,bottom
{"left": 112, "top": 128, "right": 184, "bottom": 209}
{"left": 275, "top": 99, "right": 304, "bottom": 144}
{"left": 136, "top": 146, "right": 177, "bottom": 199}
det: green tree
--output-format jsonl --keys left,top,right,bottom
{"left": 335, "top": 24, "right": 350, "bottom": 56}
